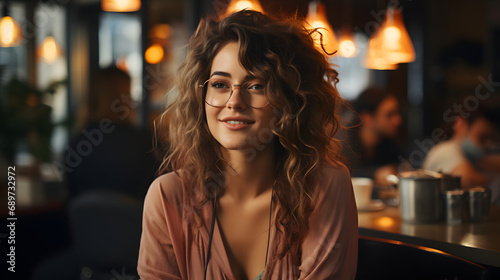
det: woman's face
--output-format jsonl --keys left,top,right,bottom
{"left": 205, "top": 42, "right": 276, "bottom": 153}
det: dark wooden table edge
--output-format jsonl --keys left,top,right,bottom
{"left": 358, "top": 227, "right": 500, "bottom": 268}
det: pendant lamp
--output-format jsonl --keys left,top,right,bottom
{"left": 379, "top": 6, "right": 415, "bottom": 63}
{"left": 0, "top": 4, "right": 23, "bottom": 47}
{"left": 37, "top": 36, "right": 63, "bottom": 63}
{"left": 221, "top": 0, "right": 264, "bottom": 18}
{"left": 363, "top": 27, "right": 398, "bottom": 70}
{"left": 364, "top": 4, "right": 416, "bottom": 70}
{"left": 305, "top": 1, "right": 337, "bottom": 55}
{"left": 102, "top": 0, "right": 141, "bottom": 12}
{"left": 338, "top": 28, "right": 357, "bottom": 58}
{"left": 337, "top": 0, "right": 357, "bottom": 57}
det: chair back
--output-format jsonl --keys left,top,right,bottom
{"left": 68, "top": 190, "right": 143, "bottom": 270}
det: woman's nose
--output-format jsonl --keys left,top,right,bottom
{"left": 226, "top": 86, "right": 247, "bottom": 110}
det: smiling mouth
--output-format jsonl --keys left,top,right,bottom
{"left": 224, "top": 120, "right": 253, "bottom": 125}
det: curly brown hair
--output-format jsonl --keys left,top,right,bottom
{"left": 155, "top": 9, "right": 346, "bottom": 273}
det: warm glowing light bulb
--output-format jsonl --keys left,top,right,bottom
{"left": 116, "top": 0, "right": 128, "bottom": 8}
{"left": 37, "top": 36, "right": 63, "bottom": 63}
{"left": 339, "top": 39, "right": 356, "bottom": 57}
{"left": 309, "top": 20, "right": 323, "bottom": 29}
{"left": 379, "top": 7, "right": 415, "bottom": 64}
{"left": 101, "top": 0, "right": 141, "bottom": 12}
{"left": 0, "top": 17, "right": 14, "bottom": 45}
{"left": 145, "top": 44, "right": 164, "bottom": 64}
{"left": 41, "top": 36, "right": 58, "bottom": 63}
{"left": 0, "top": 16, "right": 22, "bottom": 47}
{"left": 305, "top": 2, "right": 337, "bottom": 55}
{"left": 221, "top": 0, "right": 264, "bottom": 19}
{"left": 234, "top": 1, "right": 253, "bottom": 11}
{"left": 363, "top": 28, "right": 398, "bottom": 70}
{"left": 337, "top": 28, "right": 357, "bottom": 58}
{"left": 383, "top": 26, "right": 401, "bottom": 50}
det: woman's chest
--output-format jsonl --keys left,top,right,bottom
{"left": 216, "top": 203, "right": 271, "bottom": 280}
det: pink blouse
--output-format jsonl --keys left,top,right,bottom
{"left": 137, "top": 161, "right": 358, "bottom": 279}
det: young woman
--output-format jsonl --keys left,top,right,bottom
{"left": 138, "top": 10, "right": 358, "bottom": 280}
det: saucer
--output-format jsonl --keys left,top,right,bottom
{"left": 357, "top": 200, "right": 385, "bottom": 212}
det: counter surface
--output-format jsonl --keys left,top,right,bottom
{"left": 358, "top": 205, "right": 500, "bottom": 267}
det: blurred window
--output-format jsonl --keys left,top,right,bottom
{"left": 99, "top": 12, "right": 142, "bottom": 101}
{"left": 330, "top": 32, "right": 371, "bottom": 100}
{"left": 0, "top": 2, "right": 26, "bottom": 83}
{"left": 35, "top": 3, "right": 68, "bottom": 156}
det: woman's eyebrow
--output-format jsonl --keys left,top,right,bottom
{"left": 210, "top": 71, "right": 231, "bottom": 78}
{"left": 210, "top": 71, "right": 256, "bottom": 81}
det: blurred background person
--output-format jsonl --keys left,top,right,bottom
{"left": 66, "top": 66, "right": 157, "bottom": 199}
{"left": 33, "top": 67, "right": 157, "bottom": 280}
{"left": 423, "top": 107, "right": 500, "bottom": 205}
{"left": 343, "top": 87, "right": 403, "bottom": 186}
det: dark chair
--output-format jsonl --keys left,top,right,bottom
{"left": 356, "top": 235, "right": 489, "bottom": 280}
{"left": 69, "top": 190, "right": 143, "bottom": 279}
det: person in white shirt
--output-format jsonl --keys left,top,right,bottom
{"left": 423, "top": 108, "right": 500, "bottom": 205}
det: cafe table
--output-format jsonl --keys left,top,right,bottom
{"left": 358, "top": 205, "right": 500, "bottom": 268}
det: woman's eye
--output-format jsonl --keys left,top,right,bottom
{"left": 210, "top": 82, "right": 229, "bottom": 89}
{"left": 247, "top": 83, "right": 264, "bottom": 90}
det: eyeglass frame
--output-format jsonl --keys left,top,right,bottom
{"left": 198, "top": 78, "right": 270, "bottom": 109}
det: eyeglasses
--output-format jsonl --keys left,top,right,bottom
{"left": 199, "top": 78, "right": 269, "bottom": 109}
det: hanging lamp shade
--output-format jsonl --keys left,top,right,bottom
{"left": 337, "top": 27, "right": 357, "bottom": 57}
{"left": 102, "top": 0, "right": 141, "bottom": 12}
{"left": 305, "top": 1, "right": 337, "bottom": 55}
{"left": 379, "top": 7, "right": 415, "bottom": 64}
{"left": 37, "top": 36, "right": 63, "bottom": 63}
{"left": 363, "top": 28, "right": 398, "bottom": 70}
{"left": 221, "top": 0, "right": 264, "bottom": 18}
{"left": 0, "top": 15, "right": 23, "bottom": 47}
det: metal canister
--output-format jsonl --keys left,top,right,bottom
{"left": 483, "top": 188, "right": 491, "bottom": 218}
{"left": 467, "top": 187, "right": 488, "bottom": 222}
{"left": 444, "top": 190, "right": 465, "bottom": 224}
{"left": 395, "top": 172, "right": 444, "bottom": 223}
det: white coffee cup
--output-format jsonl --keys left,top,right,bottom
{"left": 351, "top": 177, "right": 374, "bottom": 209}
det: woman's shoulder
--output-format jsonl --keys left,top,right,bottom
{"left": 314, "top": 159, "right": 353, "bottom": 202}
{"left": 145, "top": 171, "right": 185, "bottom": 208}
{"left": 317, "top": 159, "right": 351, "bottom": 184}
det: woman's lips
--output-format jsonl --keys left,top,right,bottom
{"left": 221, "top": 120, "right": 253, "bottom": 130}
{"left": 219, "top": 116, "right": 255, "bottom": 130}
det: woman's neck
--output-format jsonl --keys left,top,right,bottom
{"left": 221, "top": 141, "right": 276, "bottom": 202}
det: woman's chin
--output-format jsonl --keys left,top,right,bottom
{"left": 218, "top": 141, "right": 248, "bottom": 151}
